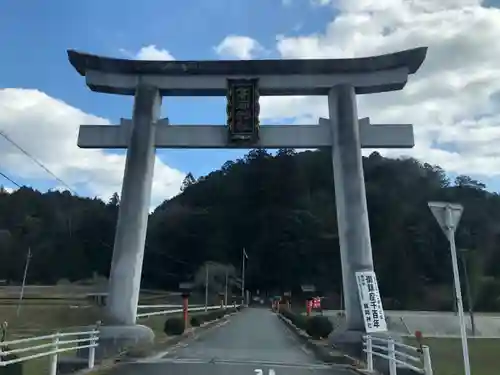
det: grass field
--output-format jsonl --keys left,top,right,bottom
{"left": 404, "top": 337, "right": 500, "bottom": 375}
{"left": 0, "top": 285, "right": 192, "bottom": 375}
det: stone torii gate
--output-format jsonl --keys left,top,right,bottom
{"left": 67, "top": 47, "right": 427, "bottom": 351}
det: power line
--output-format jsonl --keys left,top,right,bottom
{"left": 0, "top": 170, "right": 21, "bottom": 188}
{"left": 0, "top": 130, "right": 78, "bottom": 195}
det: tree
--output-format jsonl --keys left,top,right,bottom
{"left": 180, "top": 173, "right": 196, "bottom": 192}
{"left": 0, "top": 150, "right": 500, "bottom": 311}
{"left": 454, "top": 175, "right": 486, "bottom": 190}
{"left": 193, "top": 262, "right": 235, "bottom": 294}
{"left": 108, "top": 192, "right": 120, "bottom": 206}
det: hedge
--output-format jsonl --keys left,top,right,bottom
{"left": 164, "top": 307, "right": 241, "bottom": 335}
{"left": 164, "top": 317, "right": 185, "bottom": 335}
{"left": 305, "top": 316, "right": 333, "bottom": 339}
{"left": 279, "top": 307, "right": 333, "bottom": 339}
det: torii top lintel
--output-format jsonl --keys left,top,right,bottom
{"left": 67, "top": 47, "right": 427, "bottom": 96}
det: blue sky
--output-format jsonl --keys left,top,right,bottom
{"left": 0, "top": 0, "right": 333, "bottom": 181}
{"left": 1, "top": 0, "right": 500, "bottom": 205}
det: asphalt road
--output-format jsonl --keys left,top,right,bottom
{"left": 111, "top": 308, "right": 355, "bottom": 375}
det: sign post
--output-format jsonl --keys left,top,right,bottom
{"left": 428, "top": 201, "right": 470, "bottom": 375}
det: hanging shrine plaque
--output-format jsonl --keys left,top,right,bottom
{"left": 226, "top": 79, "right": 260, "bottom": 143}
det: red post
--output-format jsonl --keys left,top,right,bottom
{"left": 415, "top": 330, "right": 423, "bottom": 353}
{"left": 306, "top": 300, "right": 312, "bottom": 316}
{"left": 182, "top": 294, "right": 189, "bottom": 329}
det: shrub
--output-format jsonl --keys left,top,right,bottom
{"left": 293, "top": 314, "right": 309, "bottom": 331}
{"left": 279, "top": 308, "right": 309, "bottom": 331}
{"left": 204, "top": 310, "right": 220, "bottom": 322}
{"left": 164, "top": 317, "right": 185, "bottom": 336}
{"left": 190, "top": 316, "right": 201, "bottom": 327}
{"left": 305, "top": 316, "right": 333, "bottom": 339}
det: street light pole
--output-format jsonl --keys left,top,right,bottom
{"left": 17, "top": 247, "right": 32, "bottom": 317}
{"left": 205, "top": 263, "right": 209, "bottom": 312}
{"left": 241, "top": 249, "right": 246, "bottom": 302}
{"left": 225, "top": 267, "right": 228, "bottom": 308}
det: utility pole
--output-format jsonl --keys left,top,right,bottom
{"left": 224, "top": 267, "right": 228, "bottom": 308}
{"left": 241, "top": 248, "right": 248, "bottom": 304}
{"left": 17, "top": 247, "right": 32, "bottom": 317}
{"left": 205, "top": 263, "right": 209, "bottom": 312}
{"left": 460, "top": 249, "right": 476, "bottom": 336}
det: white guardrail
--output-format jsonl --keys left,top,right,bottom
{"left": 0, "top": 305, "right": 236, "bottom": 374}
{"left": 0, "top": 325, "right": 99, "bottom": 375}
{"left": 363, "top": 335, "right": 433, "bottom": 375}
{"left": 136, "top": 304, "right": 234, "bottom": 318}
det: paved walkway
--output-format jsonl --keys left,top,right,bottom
{"left": 109, "top": 308, "right": 356, "bottom": 375}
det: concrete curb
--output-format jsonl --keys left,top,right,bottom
{"left": 276, "top": 312, "right": 360, "bottom": 367}
{"left": 121, "top": 310, "right": 241, "bottom": 361}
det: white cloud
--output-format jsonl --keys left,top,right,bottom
{"left": 0, "top": 89, "right": 185, "bottom": 209}
{"left": 214, "top": 35, "right": 263, "bottom": 59}
{"left": 135, "top": 45, "right": 175, "bottom": 61}
{"left": 310, "top": 0, "right": 333, "bottom": 6}
{"left": 120, "top": 45, "right": 175, "bottom": 61}
{"left": 258, "top": 0, "right": 500, "bottom": 179}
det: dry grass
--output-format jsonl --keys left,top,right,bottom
{"left": 1, "top": 304, "right": 103, "bottom": 334}
{"left": 404, "top": 337, "right": 500, "bottom": 375}
{"left": 0, "top": 285, "right": 192, "bottom": 374}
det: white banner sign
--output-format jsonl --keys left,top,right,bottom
{"left": 355, "top": 271, "right": 387, "bottom": 333}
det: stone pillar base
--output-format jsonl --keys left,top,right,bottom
{"left": 329, "top": 328, "right": 365, "bottom": 358}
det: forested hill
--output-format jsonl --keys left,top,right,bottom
{"left": 2, "top": 148, "right": 500, "bottom": 311}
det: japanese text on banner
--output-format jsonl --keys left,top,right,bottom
{"left": 355, "top": 271, "right": 387, "bottom": 333}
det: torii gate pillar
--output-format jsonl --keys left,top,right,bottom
{"left": 328, "top": 84, "right": 372, "bottom": 332}
{"left": 106, "top": 84, "right": 160, "bottom": 326}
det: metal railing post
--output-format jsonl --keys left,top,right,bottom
{"left": 422, "top": 345, "right": 433, "bottom": 375}
{"left": 88, "top": 321, "right": 100, "bottom": 369}
{"left": 388, "top": 338, "right": 397, "bottom": 375}
{"left": 49, "top": 332, "right": 60, "bottom": 375}
{"left": 0, "top": 321, "right": 6, "bottom": 368}
{"left": 365, "top": 335, "right": 373, "bottom": 372}
{"left": 88, "top": 330, "right": 95, "bottom": 369}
